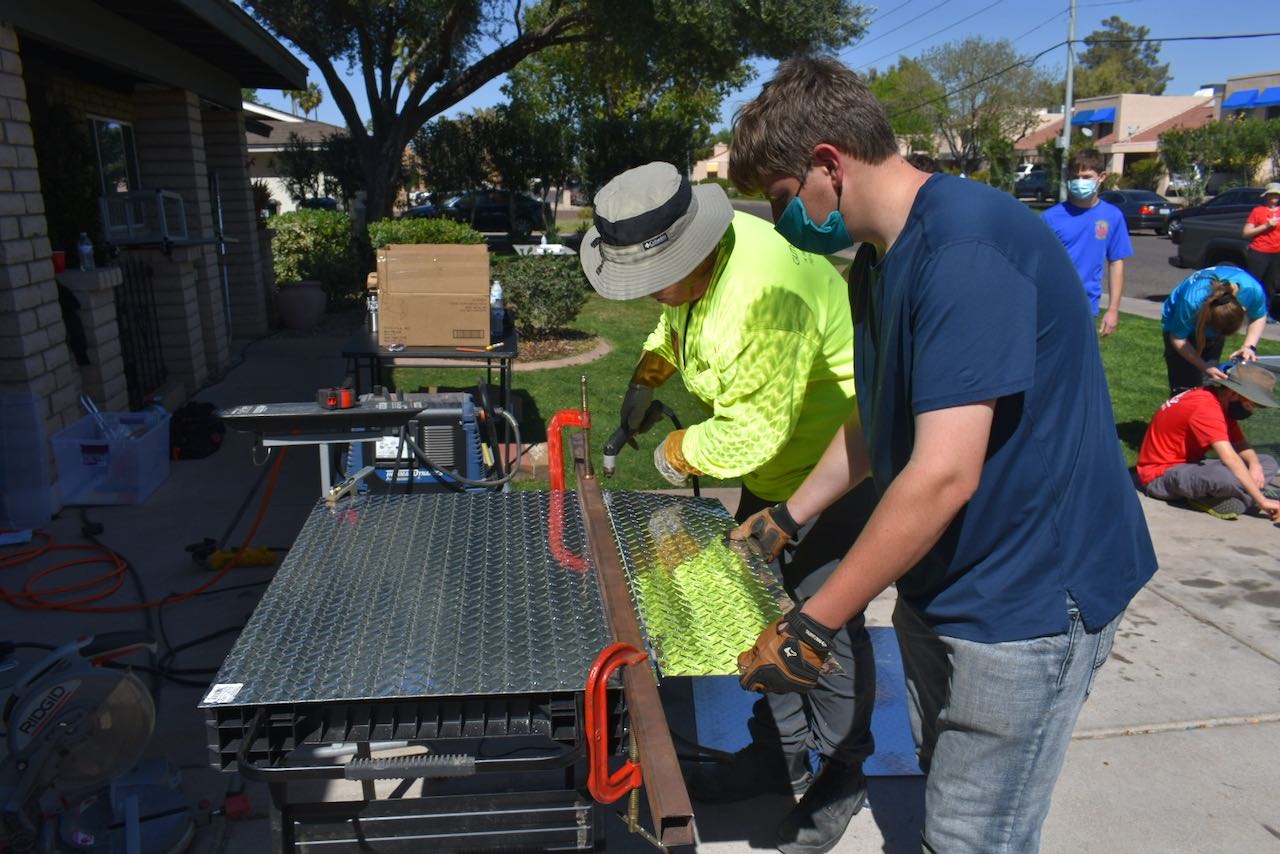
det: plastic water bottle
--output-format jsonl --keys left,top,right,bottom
{"left": 489, "top": 280, "right": 505, "bottom": 342}
{"left": 77, "top": 233, "right": 95, "bottom": 272}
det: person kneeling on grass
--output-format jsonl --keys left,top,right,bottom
{"left": 1137, "top": 362, "right": 1280, "bottom": 521}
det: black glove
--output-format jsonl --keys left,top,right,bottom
{"left": 737, "top": 608, "right": 836, "bottom": 694}
{"left": 620, "top": 383, "right": 656, "bottom": 434}
{"left": 727, "top": 502, "right": 800, "bottom": 562}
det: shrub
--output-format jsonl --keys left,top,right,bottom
{"left": 491, "top": 255, "right": 589, "bottom": 338}
{"left": 367, "top": 216, "right": 485, "bottom": 248}
{"left": 270, "top": 209, "right": 362, "bottom": 304}
{"left": 1120, "top": 158, "right": 1163, "bottom": 191}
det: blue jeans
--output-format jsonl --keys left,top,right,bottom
{"left": 893, "top": 596, "right": 1121, "bottom": 853}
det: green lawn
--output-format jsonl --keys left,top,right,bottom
{"left": 1100, "top": 313, "right": 1280, "bottom": 466}
{"left": 395, "top": 295, "right": 1280, "bottom": 487}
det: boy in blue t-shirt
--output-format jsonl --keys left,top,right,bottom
{"left": 1042, "top": 148, "right": 1133, "bottom": 336}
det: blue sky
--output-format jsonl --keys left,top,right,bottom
{"left": 253, "top": 0, "right": 1279, "bottom": 131}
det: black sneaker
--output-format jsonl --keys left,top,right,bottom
{"left": 774, "top": 758, "right": 867, "bottom": 854}
{"left": 684, "top": 742, "right": 812, "bottom": 803}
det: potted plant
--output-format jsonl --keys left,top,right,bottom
{"left": 270, "top": 208, "right": 359, "bottom": 330}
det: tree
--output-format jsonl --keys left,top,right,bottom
{"left": 1073, "top": 16, "right": 1170, "bottom": 98}
{"left": 273, "top": 132, "right": 323, "bottom": 202}
{"left": 298, "top": 82, "right": 324, "bottom": 119}
{"left": 245, "top": 0, "right": 868, "bottom": 219}
{"left": 918, "top": 37, "right": 1055, "bottom": 174}
{"left": 241, "top": 88, "right": 262, "bottom": 104}
{"left": 868, "top": 57, "right": 944, "bottom": 154}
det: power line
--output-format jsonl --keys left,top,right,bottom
{"left": 884, "top": 30, "right": 1280, "bottom": 121}
{"left": 1009, "top": 8, "right": 1069, "bottom": 46}
{"left": 869, "top": 0, "right": 922, "bottom": 25}
{"left": 840, "top": 0, "right": 957, "bottom": 57}
{"left": 855, "top": 0, "right": 1010, "bottom": 71}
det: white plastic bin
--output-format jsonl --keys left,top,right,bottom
{"left": 53, "top": 409, "right": 170, "bottom": 505}
{"left": 0, "top": 393, "right": 53, "bottom": 529}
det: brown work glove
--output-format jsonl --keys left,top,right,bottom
{"left": 738, "top": 608, "right": 836, "bottom": 694}
{"left": 654, "top": 429, "right": 703, "bottom": 486}
{"left": 726, "top": 502, "right": 801, "bottom": 563}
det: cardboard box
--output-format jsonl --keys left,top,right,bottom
{"left": 376, "top": 244, "right": 490, "bottom": 347}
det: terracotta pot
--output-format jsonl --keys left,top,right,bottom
{"left": 51, "top": 251, "right": 66, "bottom": 273}
{"left": 275, "top": 280, "right": 327, "bottom": 330}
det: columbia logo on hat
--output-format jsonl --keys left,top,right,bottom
{"left": 643, "top": 233, "right": 669, "bottom": 250}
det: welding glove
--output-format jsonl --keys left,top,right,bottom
{"left": 654, "top": 429, "right": 703, "bottom": 487}
{"left": 620, "top": 351, "right": 677, "bottom": 435}
{"left": 727, "top": 503, "right": 801, "bottom": 563}
{"left": 738, "top": 608, "right": 836, "bottom": 694}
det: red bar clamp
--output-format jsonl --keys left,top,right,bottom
{"left": 584, "top": 642, "right": 648, "bottom": 804}
{"left": 546, "top": 408, "right": 590, "bottom": 492}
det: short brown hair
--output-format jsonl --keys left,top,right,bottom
{"left": 729, "top": 56, "right": 898, "bottom": 194}
{"left": 1068, "top": 148, "right": 1106, "bottom": 175}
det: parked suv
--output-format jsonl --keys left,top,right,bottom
{"left": 1013, "top": 168, "right": 1053, "bottom": 202}
{"left": 1167, "top": 187, "right": 1263, "bottom": 244}
{"left": 402, "top": 189, "right": 548, "bottom": 234}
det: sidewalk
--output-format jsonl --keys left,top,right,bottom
{"left": 4, "top": 325, "right": 1277, "bottom": 854}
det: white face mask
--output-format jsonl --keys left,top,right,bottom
{"left": 1067, "top": 178, "right": 1098, "bottom": 199}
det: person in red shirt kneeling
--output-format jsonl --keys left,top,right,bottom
{"left": 1138, "top": 362, "right": 1280, "bottom": 520}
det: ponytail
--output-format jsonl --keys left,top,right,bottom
{"left": 1193, "top": 278, "right": 1245, "bottom": 352}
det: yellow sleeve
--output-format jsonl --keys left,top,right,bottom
{"left": 642, "top": 308, "right": 677, "bottom": 365}
{"left": 679, "top": 328, "right": 818, "bottom": 479}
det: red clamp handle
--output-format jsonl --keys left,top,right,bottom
{"left": 584, "top": 641, "right": 648, "bottom": 803}
{"left": 547, "top": 408, "right": 590, "bottom": 492}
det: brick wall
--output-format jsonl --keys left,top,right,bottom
{"left": 202, "top": 105, "right": 270, "bottom": 337}
{"left": 134, "top": 88, "right": 229, "bottom": 391}
{"left": 0, "top": 25, "right": 81, "bottom": 447}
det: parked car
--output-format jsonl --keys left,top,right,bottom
{"left": 1167, "top": 186, "right": 1264, "bottom": 244}
{"left": 1014, "top": 162, "right": 1041, "bottom": 180}
{"left": 298, "top": 197, "right": 338, "bottom": 211}
{"left": 1174, "top": 211, "right": 1250, "bottom": 269}
{"left": 1013, "top": 169, "right": 1053, "bottom": 202}
{"left": 402, "top": 189, "right": 548, "bottom": 234}
{"left": 1097, "top": 189, "right": 1182, "bottom": 235}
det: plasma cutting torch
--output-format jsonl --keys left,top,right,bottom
{"left": 601, "top": 399, "right": 671, "bottom": 477}
{"left": 603, "top": 398, "right": 704, "bottom": 504}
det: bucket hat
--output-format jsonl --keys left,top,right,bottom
{"left": 580, "top": 162, "right": 733, "bottom": 300}
{"left": 1262, "top": 182, "right": 1280, "bottom": 200}
{"left": 1215, "top": 362, "right": 1278, "bottom": 408}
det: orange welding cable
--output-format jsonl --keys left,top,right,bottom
{"left": 0, "top": 447, "right": 288, "bottom": 612}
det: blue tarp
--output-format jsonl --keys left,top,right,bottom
{"left": 1071, "top": 109, "right": 1097, "bottom": 125}
{"left": 1222, "top": 89, "right": 1259, "bottom": 109}
{"left": 1090, "top": 106, "right": 1116, "bottom": 123}
{"left": 1256, "top": 87, "right": 1280, "bottom": 107}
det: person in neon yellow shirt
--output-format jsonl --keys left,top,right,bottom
{"left": 581, "top": 161, "right": 877, "bottom": 853}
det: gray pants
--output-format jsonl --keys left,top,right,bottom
{"left": 735, "top": 480, "right": 878, "bottom": 765}
{"left": 1145, "top": 453, "right": 1278, "bottom": 511}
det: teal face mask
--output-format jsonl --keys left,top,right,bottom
{"left": 1067, "top": 178, "right": 1098, "bottom": 199}
{"left": 774, "top": 194, "right": 854, "bottom": 254}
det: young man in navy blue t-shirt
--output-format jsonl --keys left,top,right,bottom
{"left": 1042, "top": 147, "right": 1133, "bottom": 336}
{"left": 726, "top": 57, "right": 1157, "bottom": 854}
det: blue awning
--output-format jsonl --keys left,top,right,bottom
{"left": 1256, "top": 87, "right": 1280, "bottom": 107}
{"left": 1222, "top": 89, "right": 1259, "bottom": 109}
{"left": 1071, "top": 109, "right": 1097, "bottom": 125}
{"left": 1090, "top": 107, "right": 1116, "bottom": 123}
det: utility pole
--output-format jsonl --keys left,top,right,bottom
{"left": 1057, "top": 0, "right": 1077, "bottom": 202}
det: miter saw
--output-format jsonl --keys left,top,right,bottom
{"left": 0, "top": 634, "right": 193, "bottom": 854}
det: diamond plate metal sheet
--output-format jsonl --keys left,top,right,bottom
{"left": 603, "top": 492, "right": 790, "bottom": 677}
{"left": 201, "top": 493, "right": 610, "bottom": 707}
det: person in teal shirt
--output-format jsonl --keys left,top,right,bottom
{"left": 581, "top": 161, "right": 877, "bottom": 854}
{"left": 1162, "top": 265, "right": 1267, "bottom": 394}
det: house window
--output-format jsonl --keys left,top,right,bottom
{"left": 89, "top": 117, "right": 140, "bottom": 195}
